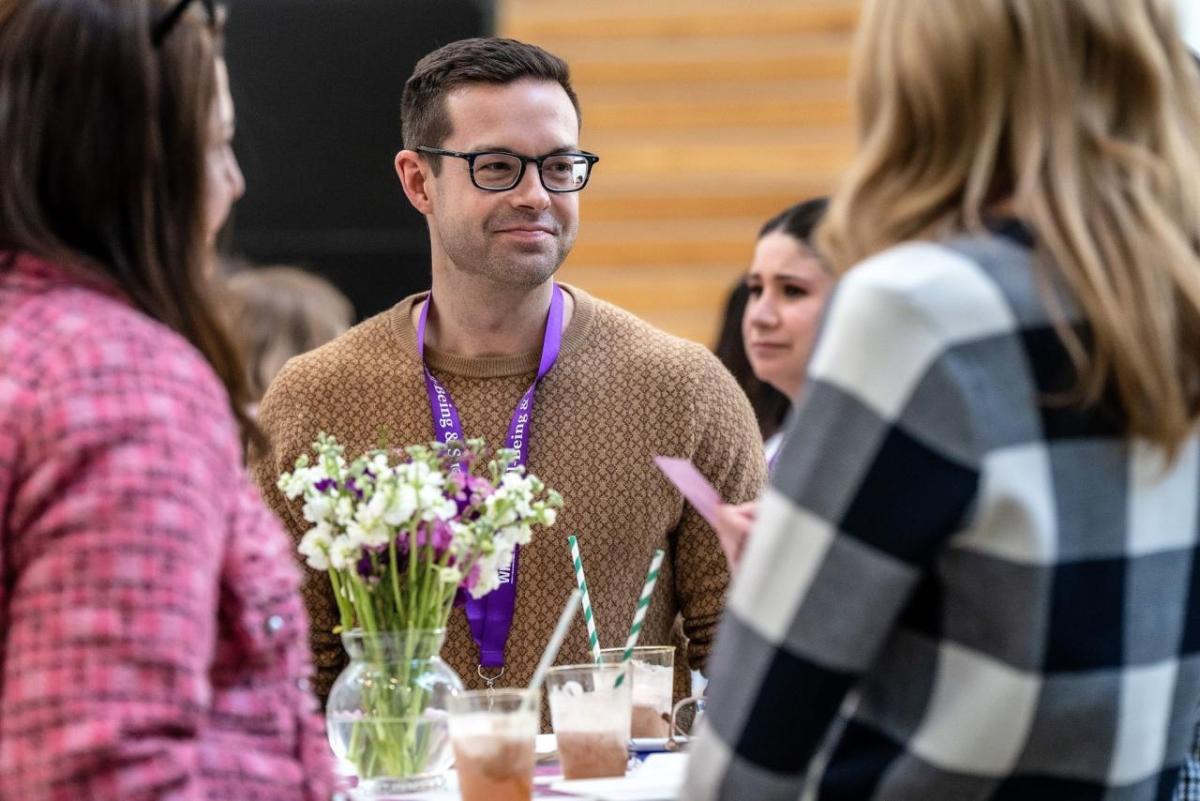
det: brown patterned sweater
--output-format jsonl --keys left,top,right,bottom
{"left": 250, "top": 285, "right": 766, "bottom": 709}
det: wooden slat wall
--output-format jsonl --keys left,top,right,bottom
{"left": 499, "top": 0, "right": 860, "bottom": 344}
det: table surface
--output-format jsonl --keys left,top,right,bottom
{"left": 352, "top": 750, "right": 688, "bottom": 801}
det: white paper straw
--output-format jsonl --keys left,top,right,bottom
{"left": 528, "top": 588, "right": 582, "bottom": 700}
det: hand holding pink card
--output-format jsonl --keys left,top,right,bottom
{"left": 653, "top": 456, "right": 723, "bottom": 528}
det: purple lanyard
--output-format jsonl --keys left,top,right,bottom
{"left": 416, "top": 285, "right": 564, "bottom": 670}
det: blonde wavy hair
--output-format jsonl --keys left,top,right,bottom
{"left": 818, "top": 0, "right": 1200, "bottom": 454}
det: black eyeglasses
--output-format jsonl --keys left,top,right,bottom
{"left": 416, "top": 146, "right": 600, "bottom": 193}
{"left": 152, "top": 0, "right": 216, "bottom": 47}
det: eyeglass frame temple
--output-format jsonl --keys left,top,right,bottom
{"left": 415, "top": 146, "right": 600, "bottom": 193}
{"left": 152, "top": 0, "right": 216, "bottom": 47}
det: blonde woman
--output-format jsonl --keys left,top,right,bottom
{"left": 685, "top": 1, "right": 1200, "bottom": 799}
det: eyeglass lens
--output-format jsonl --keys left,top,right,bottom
{"left": 473, "top": 153, "right": 591, "bottom": 191}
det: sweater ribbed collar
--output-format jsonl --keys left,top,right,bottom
{"left": 389, "top": 282, "right": 596, "bottom": 378}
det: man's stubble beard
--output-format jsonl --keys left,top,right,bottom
{"left": 438, "top": 221, "right": 577, "bottom": 290}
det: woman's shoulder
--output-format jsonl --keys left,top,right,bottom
{"left": 1, "top": 260, "right": 237, "bottom": 454}
{"left": 4, "top": 265, "right": 222, "bottom": 398}
{"left": 837, "top": 234, "right": 1036, "bottom": 341}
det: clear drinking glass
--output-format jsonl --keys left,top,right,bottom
{"left": 546, "top": 663, "right": 631, "bottom": 780}
{"left": 447, "top": 689, "right": 538, "bottom": 801}
{"left": 598, "top": 646, "right": 675, "bottom": 739}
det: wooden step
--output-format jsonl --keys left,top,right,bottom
{"left": 583, "top": 92, "right": 851, "bottom": 132}
{"left": 578, "top": 77, "right": 850, "bottom": 104}
{"left": 502, "top": 0, "right": 858, "bottom": 41}
{"left": 583, "top": 138, "right": 853, "bottom": 179}
{"left": 581, "top": 175, "right": 838, "bottom": 222}
{"left": 562, "top": 35, "right": 853, "bottom": 86}
{"left": 567, "top": 218, "right": 762, "bottom": 267}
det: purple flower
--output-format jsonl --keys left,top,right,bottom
{"left": 314, "top": 478, "right": 336, "bottom": 493}
{"left": 412, "top": 521, "right": 454, "bottom": 556}
{"left": 466, "top": 475, "right": 494, "bottom": 498}
{"left": 464, "top": 563, "right": 482, "bottom": 592}
{"left": 356, "top": 550, "right": 386, "bottom": 583}
{"left": 453, "top": 564, "right": 482, "bottom": 607}
{"left": 344, "top": 478, "right": 364, "bottom": 499}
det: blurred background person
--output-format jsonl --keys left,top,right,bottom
{"left": 224, "top": 263, "right": 355, "bottom": 407}
{"left": 712, "top": 198, "right": 831, "bottom": 569}
{"left": 0, "top": 1, "right": 332, "bottom": 799}
{"left": 686, "top": 0, "right": 1200, "bottom": 799}
{"left": 712, "top": 282, "right": 790, "bottom": 445}
{"left": 742, "top": 197, "right": 830, "bottom": 462}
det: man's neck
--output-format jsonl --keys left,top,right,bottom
{"left": 416, "top": 273, "right": 572, "bottom": 359}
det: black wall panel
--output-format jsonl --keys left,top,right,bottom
{"left": 222, "top": 0, "right": 494, "bottom": 320}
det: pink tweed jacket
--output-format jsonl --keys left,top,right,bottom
{"left": 0, "top": 253, "right": 335, "bottom": 801}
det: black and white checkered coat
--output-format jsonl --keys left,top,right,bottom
{"left": 684, "top": 225, "right": 1200, "bottom": 801}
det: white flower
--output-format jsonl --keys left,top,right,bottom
{"left": 435, "top": 565, "right": 464, "bottom": 585}
{"left": 447, "top": 521, "right": 475, "bottom": 554}
{"left": 383, "top": 484, "right": 417, "bottom": 527}
{"left": 369, "top": 453, "right": 391, "bottom": 477}
{"left": 493, "top": 539, "right": 515, "bottom": 569}
{"left": 364, "top": 488, "right": 389, "bottom": 520}
{"left": 302, "top": 494, "right": 334, "bottom": 525}
{"left": 422, "top": 494, "right": 458, "bottom": 522}
{"left": 347, "top": 518, "right": 390, "bottom": 549}
{"left": 497, "top": 523, "right": 533, "bottom": 547}
{"left": 470, "top": 556, "right": 501, "bottom": 598}
{"left": 279, "top": 471, "right": 307, "bottom": 500}
{"left": 328, "top": 535, "right": 361, "bottom": 571}
{"left": 500, "top": 472, "right": 529, "bottom": 492}
{"left": 417, "top": 484, "right": 447, "bottom": 512}
{"left": 298, "top": 523, "right": 334, "bottom": 571}
{"left": 334, "top": 496, "right": 355, "bottom": 527}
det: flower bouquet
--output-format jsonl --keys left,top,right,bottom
{"left": 279, "top": 433, "right": 562, "bottom": 794}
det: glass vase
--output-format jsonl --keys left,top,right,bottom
{"left": 326, "top": 628, "right": 463, "bottom": 796}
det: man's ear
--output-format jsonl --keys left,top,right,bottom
{"left": 395, "top": 149, "right": 433, "bottom": 215}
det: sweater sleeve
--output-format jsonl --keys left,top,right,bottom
{"left": 682, "top": 251, "right": 984, "bottom": 800}
{"left": 674, "top": 349, "right": 768, "bottom": 673}
{"left": 0, "top": 331, "right": 234, "bottom": 801}
{"left": 250, "top": 360, "right": 346, "bottom": 705}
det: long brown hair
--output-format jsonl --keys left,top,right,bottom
{"left": 0, "top": 0, "right": 261, "bottom": 445}
{"left": 819, "top": 0, "right": 1200, "bottom": 455}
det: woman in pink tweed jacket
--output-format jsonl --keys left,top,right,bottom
{"left": 0, "top": 1, "right": 334, "bottom": 800}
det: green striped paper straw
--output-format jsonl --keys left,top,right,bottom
{"left": 613, "top": 548, "right": 665, "bottom": 689}
{"left": 567, "top": 535, "right": 602, "bottom": 663}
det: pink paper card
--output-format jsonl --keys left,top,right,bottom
{"left": 653, "top": 456, "right": 723, "bottom": 528}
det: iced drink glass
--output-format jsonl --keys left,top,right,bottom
{"left": 599, "top": 646, "right": 674, "bottom": 739}
{"left": 447, "top": 689, "right": 538, "bottom": 801}
{"left": 546, "top": 663, "right": 631, "bottom": 779}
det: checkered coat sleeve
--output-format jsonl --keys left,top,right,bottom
{"left": 0, "top": 255, "right": 334, "bottom": 801}
{"left": 1178, "top": 719, "right": 1200, "bottom": 801}
{"left": 684, "top": 231, "right": 1200, "bottom": 801}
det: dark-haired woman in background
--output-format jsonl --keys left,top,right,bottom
{"left": 712, "top": 199, "right": 832, "bottom": 568}
{"left": 0, "top": 2, "right": 332, "bottom": 799}
{"left": 743, "top": 198, "right": 830, "bottom": 463}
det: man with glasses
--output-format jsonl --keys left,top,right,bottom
{"left": 251, "top": 37, "right": 766, "bottom": 711}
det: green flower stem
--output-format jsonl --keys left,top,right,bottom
{"left": 388, "top": 540, "right": 404, "bottom": 623}
{"left": 328, "top": 569, "right": 353, "bottom": 631}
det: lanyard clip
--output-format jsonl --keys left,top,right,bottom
{"left": 477, "top": 665, "right": 505, "bottom": 697}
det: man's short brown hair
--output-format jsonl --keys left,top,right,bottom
{"left": 401, "top": 37, "right": 581, "bottom": 168}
